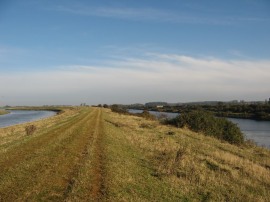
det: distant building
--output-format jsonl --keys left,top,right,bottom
{"left": 156, "top": 105, "right": 164, "bottom": 108}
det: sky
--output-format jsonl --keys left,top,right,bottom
{"left": 0, "top": 0, "right": 270, "bottom": 106}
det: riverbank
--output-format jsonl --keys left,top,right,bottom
{"left": 6, "top": 106, "right": 63, "bottom": 114}
{"left": 152, "top": 108, "right": 270, "bottom": 121}
{"left": 0, "top": 107, "right": 269, "bottom": 201}
{"left": 214, "top": 112, "right": 270, "bottom": 121}
{"left": 0, "top": 110, "right": 9, "bottom": 115}
{"left": 138, "top": 103, "right": 270, "bottom": 121}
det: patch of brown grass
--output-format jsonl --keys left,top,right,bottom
{"left": 0, "top": 109, "right": 9, "bottom": 115}
{"left": 105, "top": 110, "right": 270, "bottom": 201}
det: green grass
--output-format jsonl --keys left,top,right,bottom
{"left": 0, "top": 107, "right": 269, "bottom": 201}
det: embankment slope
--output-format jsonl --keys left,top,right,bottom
{"left": 0, "top": 107, "right": 269, "bottom": 201}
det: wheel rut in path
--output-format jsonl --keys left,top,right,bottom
{"left": 89, "top": 109, "right": 107, "bottom": 201}
{"left": 0, "top": 108, "right": 107, "bottom": 201}
{"left": 0, "top": 110, "right": 89, "bottom": 172}
{"left": 0, "top": 109, "right": 95, "bottom": 201}
{"left": 63, "top": 108, "right": 107, "bottom": 202}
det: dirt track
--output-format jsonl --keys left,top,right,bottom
{"left": 0, "top": 108, "right": 106, "bottom": 201}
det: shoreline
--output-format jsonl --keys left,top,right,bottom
{"left": 132, "top": 108, "right": 270, "bottom": 121}
{"left": 0, "top": 110, "right": 10, "bottom": 116}
{"left": 0, "top": 109, "right": 58, "bottom": 129}
{"left": 6, "top": 107, "right": 62, "bottom": 113}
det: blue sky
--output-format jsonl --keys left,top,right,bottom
{"left": 0, "top": 0, "right": 270, "bottom": 105}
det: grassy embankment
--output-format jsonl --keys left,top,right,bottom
{"left": 0, "top": 107, "right": 269, "bottom": 201}
{"left": 0, "top": 109, "right": 9, "bottom": 115}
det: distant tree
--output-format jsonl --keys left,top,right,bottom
{"left": 103, "top": 104, "right": 109, "bottom": 108}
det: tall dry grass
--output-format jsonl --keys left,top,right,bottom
{"left": 105, "top": 109, "right": 270, "bottom": 201}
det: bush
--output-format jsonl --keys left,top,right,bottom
{"left": 25, "top": 125, "right": 37, "bottom": 136}
{"left": 110, "top": 104, "right": 128, "bottom": 114}
{"left": 220, "top": 119, "right": 244, "bottom": 144}
{"left": 167, "top": 110, "right": 244, "bottom": 145}
{"left": 139, "top": 110, "right": 156, "bottom": 120}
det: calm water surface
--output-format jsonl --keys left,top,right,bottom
{"left": 0, "top": 110, "right": 57, "bottom": 128}
{"left": 228, "top": 118, "right": 270, "bottom": 148}
{"left": 128, "top": 109, "right": 270, "bottom": 148}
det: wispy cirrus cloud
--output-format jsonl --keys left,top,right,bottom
{"left": 52, "top": 5, "right": 269, "bottom": 25}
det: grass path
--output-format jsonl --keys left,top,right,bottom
{"left": 65, "top": 108, "right": 107, "bottom": 201}
{"left": 0, "top": 107, "right": 106, "bottom": 201}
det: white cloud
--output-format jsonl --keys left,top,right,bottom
{"left": 0, "top": 53, "right": 269, "bottom": 105}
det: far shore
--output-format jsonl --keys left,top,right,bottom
{"left": 5, "top": 107, "right": 63, "bottom": 114}
{"left": 0, "top": 110, "right": 10, "bottom": 116}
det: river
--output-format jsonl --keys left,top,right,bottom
{"left": 0, "top": 110, "right": 57, "bottom": 128}
{"left": 227, "top": 118, "right": 270, "bottom": 148}
{"left": 128, "top": 109, "right": 270, "bottom": 148}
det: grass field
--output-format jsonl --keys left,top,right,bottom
{"left": 0, "top": 107, "right": 269, "bottom": 201}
